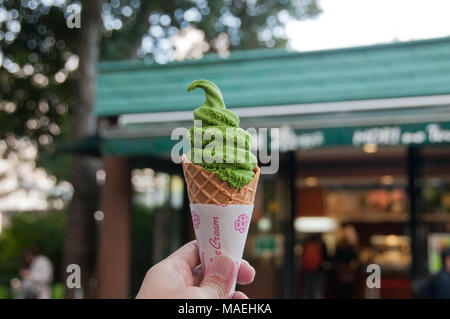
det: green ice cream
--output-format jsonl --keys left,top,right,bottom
{"left": 187, "top": 79, "right": 257, "bottom": 189}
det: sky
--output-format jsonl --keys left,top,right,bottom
{"left": 286, "top": 0, "right": 450, "bottom": 51}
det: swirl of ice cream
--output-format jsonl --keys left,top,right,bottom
{"left": 187, "top": 79, "right": 257, "bottom": 189}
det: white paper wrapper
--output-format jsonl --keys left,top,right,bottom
{"left": 190, "top": 204, "right": 254, "bottom": 298}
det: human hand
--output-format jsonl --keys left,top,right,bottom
{"left": 136, "top": 240, "right": 255, "bottom": 299}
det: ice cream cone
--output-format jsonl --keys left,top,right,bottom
{"left": 182, "top": 155, "right": 260, "bottom": 298}
{"left": 181, "top": 79, "right": 261, "bottom": 297}
{"left": 181, "top": 154, "right": 260, "bottom": 205}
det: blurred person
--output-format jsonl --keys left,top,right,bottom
{"left": 430, "top": 247, "right": 450, "bottom": 298}
{"left": 301, "top": 234, "right": 329, "bottom": 299}
{"left": 333, "top": 225, "right": 359, "bottom": 299}
{"left": 13, "top": 248, "right": 53, "bottom": 299}
{"left": 416, "top": 247, "right": 450, "bottom": 299}
{"left": 137, "top": 240, "right": 255, "bottom": 299}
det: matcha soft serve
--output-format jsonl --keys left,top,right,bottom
{"left": 187, "top": 79, "right": 257, "bottom": 189}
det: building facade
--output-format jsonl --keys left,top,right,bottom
{"left": 93, "top": 37, "right": 450, "bottom": 298}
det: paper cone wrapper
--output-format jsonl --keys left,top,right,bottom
{"left": 190, "top": 204, "right": 254, "bottom": 298}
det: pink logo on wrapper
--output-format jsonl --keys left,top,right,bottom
{"left": 234, "top": 214, "right": 250, "bottom": 233}
{"left": 191, "top": 212, "right": 200, "bottom": 229}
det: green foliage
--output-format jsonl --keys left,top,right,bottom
{"left": 0, "top": 211, "right": 66, "bottom": 286}
{"left": 0, "top": 1, "right": 77, "bottom": 184}
{"left": 101, "top": 0, "right": 321, "bottom": 62}
{"left": 51, "top": 283, "right": 64, "bottom": 299}
{"left": 0, "top": 2, "right": 76, "bottom": 143}
{"left": 0, "top": 284, "right": 10, "bottom": 299}
{"left": 0, "top": 283, "right": 64, "bottom": 299}
{"left": 36, "top": 152, "right": 73, "bottom": 183}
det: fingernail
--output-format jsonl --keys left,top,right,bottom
{"left": 212, "top": 255, "right": 234, "bottom": 280}
{"left": 241, "top": 260, "right": 255, "bottom": 272}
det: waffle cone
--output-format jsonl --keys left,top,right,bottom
{"left": 181, "top": 155, "right": 260, "bottom": 205}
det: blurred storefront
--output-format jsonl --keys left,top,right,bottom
{"left": 90, "top": 37, "right": 450, "bottom": 298}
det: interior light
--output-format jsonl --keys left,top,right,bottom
{"left": 380, "top": 175, "right": 394, "bottom": 185}
{"left": 94, "top": 210, "right": 104, "bottom": 222}
{"left": 294, "top": 217, "right": 337, "bottom": 233}
{"left": 257, "top": 217, "right": 272, "bottom": 232}
{"left": 305, "top": 177, "right": 318, "bottom": 187}
{"left": 363, "top": 143, "right": 378, "bottom": 153}
{"left": 386, "top": 234, "right": 399, "bottom": 246}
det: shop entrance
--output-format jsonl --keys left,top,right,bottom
{"left": 240, "top": 145, "right": 450, "bottom": 299}
{"left": 295, "top": 146, "right": 411, "bottom": 299}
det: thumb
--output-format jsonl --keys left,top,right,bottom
{"left": 199, "top": 254, "right": 237, "bottom": 299}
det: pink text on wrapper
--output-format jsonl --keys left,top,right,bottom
{"left": 191, "top": 211, "right": 200, "bottom": 229}
{"left": 208, "top": 216, "right": 221, "bottom": 257}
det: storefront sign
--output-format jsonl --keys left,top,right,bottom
{"left": 102, "top": 122, "right": 450, "bottom": 156}
{"left": 253, "top": 234, "right": 278, "bottom": 257}
{"left": 278, "top": 122, "right": 450, "bottom": 151}
{"left": 352, "top": 124, "right": 450, "bottom": 146}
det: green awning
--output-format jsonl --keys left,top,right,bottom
{"left": 95, "top": 37, "right": 450, "bottom": 157}
{"left": 101, "top": 135, "right": 174, "bottom": 156}
{"left": 96, "top": 37, "right": 450, "bottom": 117}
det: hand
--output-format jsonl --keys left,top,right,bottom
{"left": 136, "top": 240, "right": 255, "bottom": 299}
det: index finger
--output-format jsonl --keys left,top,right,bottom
{"left": 167, "top": 240, "right": 200, "bottom": 270}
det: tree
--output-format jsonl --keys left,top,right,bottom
{"left": 0, "top": 211, "right": 66, "bottom": 288}
{"left": 101, "top": 0, "right": 321, "bottom": 62}
{"left": 0, "top": 0, "right": 321, "bottom": 298}
{"left": 0, "top": 0, "right": 101, "bottom": 298}
{"left": 62, "top": 0, "right": 102, "bottom": 299}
